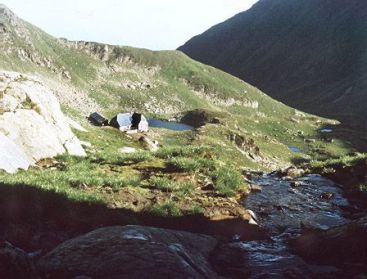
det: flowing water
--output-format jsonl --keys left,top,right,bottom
{"left": 236, "top": 173, "right": 356, "bottom": 278}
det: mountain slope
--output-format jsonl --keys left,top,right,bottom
{"left": 179, "top": 0, "right": 367, "bottom": 135}
{"left": 0, "top": 3, "right": 351, "bottom": 170}
{"left": 0, "top": 3, "right": 363, "bottom": 257}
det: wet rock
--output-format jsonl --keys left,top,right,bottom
{"left": 212, "top": 237, "right": 316, "bottom": 279}
{"left": 291, "top": 216, "right": 367, "bottom": 267}
{"left": 0, "top": 241, "right": 39, "bottom": 279}
{"left": 249, "top": 184, "right": 262, "bottom": 192}
{"left": 317, "top": 157, "right": 367, "bottom": 200}
{"left": 38, "top": 225, "right": 220, "bottom": 279}
{"left": 320, "top": 192, "right": 333, "bottom": 200}
{"left": 246, "top": 209, "right": 259, "bottom": 225}
{"left": 288, "top": 188, "right": 297, "bottom": 194}
{"left": 290, "top": 181, "right": 302, "bottom": 188}
{"left": 244, "top": 173, "right": 350, "bottom": 233}
{"left": 210, "top": 242, "right": 249, "bottom": 278}
{"left": 283, "top": 167, "right": 305, "bottom": 178}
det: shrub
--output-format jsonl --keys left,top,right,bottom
{"left": 176, "top": 182, "right": 195, "bottom": 197}
{"left": 211, "top": 165, "right": 243, "bottom": 197}
{"left": 155, "top": 145, "right": 211, "bottom": 159}
{"left": 150, "top": 176, "right": 176, "bottom": 191}
{"left": 150, "top": 201, "right": 181, "bottom": 217}
{"left": 188, "top": 204, "right": 204, "bottom": 215}
{"left": 92, "top": 151, "right": 153, "bottom": 165}
{"left": 167, "top": 157, "right": 215, "bottom": 172}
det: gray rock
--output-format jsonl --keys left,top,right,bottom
{"left": 0, "top": 71, "right": 86, "bottom": 172}
{"left": 119, "top": 146, "right": 137, "bottom": 153}
{"left": 0, "top": 109, "right": 66, "bottom": 162}
{"left": 0, "top": 132, "right": 30, "bottom": 173}
{"left": 139, "top": 136, "right": 159, "bottom": 152}
{"left": 292, "top": 216, "right": 367, "bottom": 266}
{"left": 283, "top": 167, "right": 305, "bottom": 178}
{"left": 66, "top": 117, "right": 88, "bottom": 132}
{"left": 38, "top": 225, "right": 220, "bottom": 279}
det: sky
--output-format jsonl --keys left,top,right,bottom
{"left": 2, "top": 0, "right": 258, "bottom": 50}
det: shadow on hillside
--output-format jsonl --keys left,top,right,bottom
{"left": 0, "top": 183, "right": 265, "bottom": 253}
{"left": 317, "top": 123, "right": 367, "bottom": 153}
{"left": 290, "top": 123, "right": 366, "bottom": 167}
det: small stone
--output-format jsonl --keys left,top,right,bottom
{"left": 80, "top": 141, "right": 92, "bottom": 148}
{"left": 249, "top": 184, "right": 262, "bottom": 192}
{"left": 285, "top": 167, "right": 305, "bottom": 178}
{"left": 320, "top": 192, "right": 333, "bottom": 200}
{"left": 139, "top": 136, "right": 159, "bottom": 152}
{"left": 66, "top": 117, "right": 88, "bottom": 132}
{"left": 118, "top": 147, "right": 137, "bottom": 153}
{"left": 290, "top": 181, "right": 301, "bottom": 188}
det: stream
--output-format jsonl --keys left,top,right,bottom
{"left": 236, "top": 172, "right": 362, "bottom": 278}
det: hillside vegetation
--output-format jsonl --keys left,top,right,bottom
{"left": 0, "top": 4, "right": 356, "bottom": 218}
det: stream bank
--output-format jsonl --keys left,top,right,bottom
{"left": 218, "top": 171, "right": 367, "bottom": 279}
{"left": 1, "top": 170, "right": 366, "bottom": 278}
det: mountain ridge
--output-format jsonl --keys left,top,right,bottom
{"left": 179, "top": 0, "right": 367, "bottom": 136}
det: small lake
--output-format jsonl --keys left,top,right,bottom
{"left": 288, "top": 146, "right": 301, "bottom": 153}
{"left": 320, "top": 128, "right": 333, "bottom": 133}
{"left": 148, "top": 118, "right": 194, "bottom": 131}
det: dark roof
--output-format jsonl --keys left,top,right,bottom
{"left": 88, "top": 112, "right": 108, "bottom": 126}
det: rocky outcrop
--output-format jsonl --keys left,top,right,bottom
{"left": 0, "top": 71, "right": 85, "bottom": 173}
{"left": 0, "top": 133, "right": 30, "bottom": 173}
{"left": 291, "top": 216, "right": 367, "bottom": 267}
{"left": 38, "top": 225, "right": 220, "bottom": 279}
{"left": 179, "top": 0, "right": 367, "bottom": 131}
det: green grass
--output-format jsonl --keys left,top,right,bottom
{"left": 149, "top": 176, "right": 177, "bottom": 191}
{"left": 211, "top": 165, "right": 245, "bottom": 197}
{"left": 167, "top": 157, "right": 215, "bottom": 172}
{"left": 155, "top": 145, "right": 212, "bottom": 159}
{"left": 0, "top": 7, "right": 360, "bottom": 220}
{"left": 308, "top": 153, "right": 367, "bottom": 169}
{"left": 149, "top": 201, "right": 182, "bottom": 217}
{"left": 92, "top": 151, "right": 153, "bottom": 166}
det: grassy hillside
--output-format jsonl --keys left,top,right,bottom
{"left": 179, "top": 0, "right": 367, "bottom": 150}
{"left": 0, "top": 4, "right": 356, "bottom": 218}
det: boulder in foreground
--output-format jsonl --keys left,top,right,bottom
{"left": 38, "top": 225, "right": 220, "bottom": 279}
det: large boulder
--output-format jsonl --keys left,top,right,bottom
{"left": 0, "top": 133, "right": 30, "bottom": 173}
{"left": 0, "top": 71, "right": 85, "bottom": 172}
{"left": 37, "top": 225, "right": 220, "bottom": 279}
{"left": 291, "top": 216, "right": 367, "bottom": 266}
